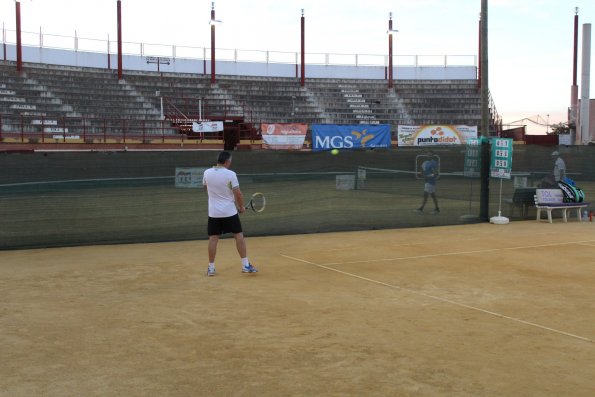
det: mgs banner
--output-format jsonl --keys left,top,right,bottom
{"left": 397, "top": 125, "right": 478, "bottom": 146}
{"left": 312, "top": 124, "right": 391, "bottom": 151}
{"left": 261, "top": 123, "right": 308, "bottom": 150}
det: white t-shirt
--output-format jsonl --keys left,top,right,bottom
{"left": 554, "top": 157, "right": 566, "bottom": 182}
{"left": 202, "top": 166, "right": 240, "bottom": 217}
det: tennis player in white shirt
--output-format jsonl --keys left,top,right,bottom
{"left": 202, "top": 151, "right": 258, "bottom": 276}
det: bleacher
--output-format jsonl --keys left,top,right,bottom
{"left": 0, "top": 60, "right": 486, "bottom": 147}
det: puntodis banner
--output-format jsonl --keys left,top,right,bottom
{"left": 312, "top": 124, "right": 391, "bottom": 151}
{"left": 397, "top": 125, "right": 478, "bottom": 146}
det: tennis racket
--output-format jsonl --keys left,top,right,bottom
{"left": 245, "top": 192, "right": 266, "bottom": 213}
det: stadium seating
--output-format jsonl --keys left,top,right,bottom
{"left": 1, "top": 60, "right": 485, "bottom": 145}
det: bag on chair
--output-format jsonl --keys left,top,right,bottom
{"left": 558, "top": 179, "right": 585, "bottom": 203}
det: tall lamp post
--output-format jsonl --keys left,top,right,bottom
{"left": 209, "top": 2, "right": 222, "bottom": 85}
{"left": 479, "top": 0, "right": 490, "bottom": 221}
{"left": 117, "top": 0, "right": 123, "bottom": 80}
{"left": 387, "top": 13, "right": 398, "bottom": 89}
{"left": 15, "top": 0, "right": 22, "bottom": 72}
{"left": 300, "top": 9, "right": 305, "bottom": 87}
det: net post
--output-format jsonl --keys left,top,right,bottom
{"left": 479, "top": 139, "right": 491, "bottom": 221}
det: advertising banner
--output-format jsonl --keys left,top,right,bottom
{"left": 311, "top": 124, "right": 391, "bottom": 151}
{"left": 175, "top": 167, "right": 206, "bottom": 188}
{"left": 192, "top": 121, "right": 223, "bottom": 133}
{"left": 490, "top": 138, "right": 513, "bottom": 179}
{"left": 397, "top": 125, "right": 478, "bottom": 146}
{"left": 261, "top": 123, "right": 308, "bottom": 150}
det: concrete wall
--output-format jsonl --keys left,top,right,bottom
{"left": 5, "top": 44, "right": 477, "bottom": 80}
{"left": 576, "top": 99, "right": 595, "bottom": 143}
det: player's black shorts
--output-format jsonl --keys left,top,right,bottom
{"left": 208, "top": 214, "right": 243, "bottom": 236}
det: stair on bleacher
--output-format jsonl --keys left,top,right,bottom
{"left": 1, "top": 60, "right": 485, "bottom": 144}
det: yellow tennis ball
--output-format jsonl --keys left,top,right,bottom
{"left": 331, "top": 149, "right": 339, "bottom": 155}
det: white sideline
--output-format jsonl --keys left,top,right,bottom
{"left": 280, "top": 246, "right": 595, "bottom": 343}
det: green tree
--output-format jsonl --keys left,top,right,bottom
{"left": 548, "top": 122, "right": 572, "bottom": 135}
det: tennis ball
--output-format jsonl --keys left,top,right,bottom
{"left": 331, "top": 149, "right": 339, "bottom": 155}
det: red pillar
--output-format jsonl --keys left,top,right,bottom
{"left": 572, "top": 9, "right": 579, "bottom": 86}
{"left": 117, "top": 0, "right": 123, "bottom": 80}
{"left": 107, "top": 34, "right": 111, "bottom": 69}
{"left": 300, "top": 9, "right": 305, "bottom": 87}
{"left": 477, "top": 16, "right": 481, "bottom": 89}
{"left": 16, "top": 1, "right": 23, "bottom": 72}
{"left": 388, "top": 13, "right": 393, "bottom": 89}
{"left": 211, "top": 3, "right": 216, "bottom": 85}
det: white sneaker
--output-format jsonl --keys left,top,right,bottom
{"left": 206, "top": 266, "right": 216, "bottom": 277}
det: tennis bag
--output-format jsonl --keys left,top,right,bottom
{"left": 557, "top": 179, "right": 585, "bottom": 203}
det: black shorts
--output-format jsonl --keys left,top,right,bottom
{"left": 208, "top": 214, "right": 243, "bottom": 236}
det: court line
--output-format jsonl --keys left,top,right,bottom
{"left": 281, "top": 254, "right": 594, "bottom": 344}
{"left": 0, "top": 176, "right": 172, "bottom": 188}
{"left": 316, "top": 239, "right": 595, "bottom": 266}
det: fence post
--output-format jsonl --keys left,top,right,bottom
{"left": 61, "top": 116, "right": 66, "bottom": 143}
{"left": 82, "top": 116, "right": 86, "bottom": 143}
{"left": 41, "top": 115, "right": 46, "bottom": 143}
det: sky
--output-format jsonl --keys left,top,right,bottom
{"left": 1, "top": 0, "right": 594, "bottom": 134}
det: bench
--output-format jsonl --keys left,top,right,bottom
{"left": 505, "top": 187, "right": 537, "bottom": 218}
{"left": 534, "top": 189, "right": 589, "bottom": 223}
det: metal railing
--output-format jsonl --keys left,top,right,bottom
{"left": 0, "top": 112, "right": 260, "bottom": 144}
{"left": 0, "top": 113, "right": 192, "bottom": 144}
{"left": 1, "top": 26, "right": 477, "bottom": 68}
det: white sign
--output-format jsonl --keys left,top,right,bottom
{"left": 261, "top": 123, "right": 307, "bottom": 150}
{"left": 558, "top": 134, "right": 571, "bottom": 145}
{"left": 175, "top": 167, "right": 206, "bottom": 188}
{"left": 192, "top": 121, "right": 223, "bottom": 133}
{"left": 336, "top": 175, "right": 355, "bottom": 190}
{"left": 397, "top": 125, "right": 478, "bottom": 146}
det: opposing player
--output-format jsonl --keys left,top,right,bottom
{"left": 202, "top": 151, "right": 258, "bottom": 276}
{"left": 415, "top": 153, "right": 440, "bottom": 215}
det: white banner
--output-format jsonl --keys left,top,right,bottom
{"left": 192, "top": 121, "right": 223, "bottom": 133}
{"left": 175, "top": 167, "right": 206, "bottom": 188}
{"left": 261, "top": 123, "right": 307, "bottom": 150}
{"left": 397, "top": 125, "right": 478, "bottom": 146}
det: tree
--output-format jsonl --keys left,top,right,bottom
{"left": 548, "top": 122, "right": 573, "bottom": 135}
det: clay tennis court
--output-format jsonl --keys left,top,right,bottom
{"left": 1, "top": 220, "right": 594, "bottom": 396}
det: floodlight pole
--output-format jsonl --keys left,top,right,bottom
{"left": 2, "top": 22, "right": 6, "bottom": 61}
{"left": 479, "top": 0, "right": 490, "bottom": 221}
{"left": 15, "top": 0, "right": 22, "bottom": 72}
{"left": 117, "top": 0, "right": 123, "bottom": 80}
{"left": 580, "top": 23, "right": 591, "bottom": 144}
{"left": 477, "top": 14, "right": 481, "bottom": 89}
{"left": 388, "top": 13, "right": 393, "bottom": 89}
{"left": 211, "top": 2, "right": 216, "bottom": 85}
{"left": 570, "top": 8, "right": 579, "bottom": 144}
{"left": 300, "top": 9, "right": 305, "bottom": 87}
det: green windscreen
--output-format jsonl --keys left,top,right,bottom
{"left": 1, "top": 146, "right": 593, "bottom": 249}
